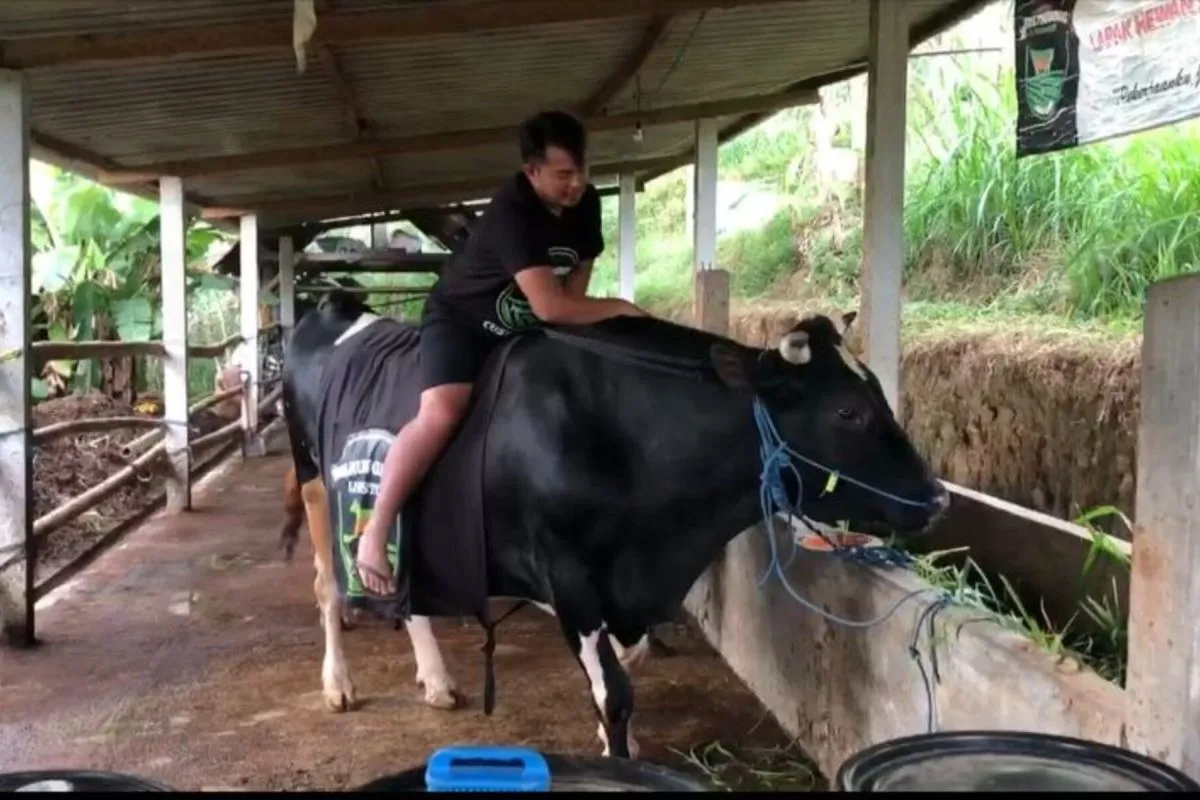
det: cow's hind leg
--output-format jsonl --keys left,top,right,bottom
{"left": 300, "top": 478, "right": 358, "bottom": 711}
{"left": 405, "top": 614, "right": 461, "bottom": 709}
{"left": 549, "top": 565, "right": 638, "bottom": 759}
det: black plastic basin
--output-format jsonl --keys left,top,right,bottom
{"left": 835, "top": 730, "right": 1200, "bottom": 792}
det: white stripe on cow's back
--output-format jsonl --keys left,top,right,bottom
{"left": 334, "top": 312, "right": 382, "bottom": 347}
{"left": 837, "top": 343, "right": 867, "bottom": 380}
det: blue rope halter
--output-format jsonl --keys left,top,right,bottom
{"left": 752, "top": 395, "right": 956, "bottom": 733}
{"left": 751, "top": 395, "right": 950, "bottom": 625}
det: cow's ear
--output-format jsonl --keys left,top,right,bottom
{"left": 837, "top": 310, "right": 858, "bottom": 336}
{"left": 710, "top": 343, "right": 754, "bottom": 391}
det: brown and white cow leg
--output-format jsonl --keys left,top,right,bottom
{"left": 405, "top": 614, "right": 461, "bottom": 710}
{"left": 300, "top": 478, "right": 357, "bottom": 712}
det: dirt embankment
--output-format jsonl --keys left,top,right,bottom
{"left": 660, "top": 301, "right": 1141, "bottom": 528}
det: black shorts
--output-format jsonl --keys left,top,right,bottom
{"left": 418, "top": 300, "right": 501, "bottom": 390}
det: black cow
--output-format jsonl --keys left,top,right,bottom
{"left": 280, "top": 291, "right": 948, "bottom": 759}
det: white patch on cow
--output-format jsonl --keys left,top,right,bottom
{"left": 531, "top": 601, "right": 556, "bottom": 617}
{"left": 579, "top": 628, "right": 608, "bottom": 714}
{"left": 407, "top": 615, "right": 459, "bottom": 709}
{"left": 333, "top": 312, "right": 381, "bottom": 347}
{"left": 837, "top": 343, "right": 867, "bottom": 380}
{"left": 610, "top": 633, "right": 650, "bottom": 672}
{"left": 778, "top": 331, "right": 811, "bottom": 365}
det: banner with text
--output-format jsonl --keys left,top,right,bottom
{"left": 1015, "top": 0, "right": 1200, "bottom": 157}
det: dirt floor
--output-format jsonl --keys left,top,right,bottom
{"left": 1, "top": 453, "right": 820, "bottom": 791}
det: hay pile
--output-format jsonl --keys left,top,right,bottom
{"left": 654, "top": 300, "right": 1140, "bottom": 526}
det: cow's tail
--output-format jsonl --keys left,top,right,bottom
{"left": 278, "top": 380, "right": 318, "bottom": 562}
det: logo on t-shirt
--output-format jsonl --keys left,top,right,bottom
{"left": 491, "top": 246, "right": 581, "bottom": 335}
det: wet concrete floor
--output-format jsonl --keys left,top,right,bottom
{"left": 0, "top": 453, "right": 815, "bottom": 791}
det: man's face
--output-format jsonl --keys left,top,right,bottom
{"left": 523, "top": 145, "right": 588, "bottom": 209}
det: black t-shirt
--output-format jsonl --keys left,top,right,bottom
{"left": 427, "top": 172, "right": 604, "bottom": 337}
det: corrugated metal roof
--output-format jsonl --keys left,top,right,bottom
{"left": 3, "top": 0, "right": 989, "bottom": 224}
{"left": 0, "top": 0, "right": 290, "bottom": 38}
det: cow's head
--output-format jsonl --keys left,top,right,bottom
{"left": 709, "top": 311, "right": 947, "bottom": 536}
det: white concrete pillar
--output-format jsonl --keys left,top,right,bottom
{"left": 692, "top": 118, "right": 729, "bottom": 336}
{"left": 859, "top": 0, "right": 909, "bottom": 414}
{"left": 278, "top": 235, "right": 295, "bottom": 343}
{"left": 617, "top": 174, "right": 637, "bottom": 302}
{"left": 239, "top": 215, "right": 262, "bottom": 455}
{"left": 0, "top": 70, "right": 33, "bottom": 646}
{"left": 160, "top": 176, "right": 190, "bottom": 512}
{"left": 693, "top": 119, "right": 719, "bottom": 273}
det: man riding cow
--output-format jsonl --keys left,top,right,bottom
{"left": 280, "top": 109, "right": 949, "bottom": 760}
{"left": 353, "top": 111, "right": 648, "bottom": 598}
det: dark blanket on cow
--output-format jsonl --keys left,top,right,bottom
{"left": 314, "top": 315, "right": 516, "bottom": 624}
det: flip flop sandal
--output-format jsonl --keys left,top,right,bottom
{"left": 355, "top": 559, "right": 400, "bottom": 599}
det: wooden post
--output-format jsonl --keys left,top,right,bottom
{"left": 278, "top": 235, "right": 295, "bottom": 344}
{"left": 859, "top": 0, "right": 908, "bottom": 415}
{"left": 1125, "top": 273, "right": 1200, "bottom": 778}
{"left": 239, "top": 214, "right": 263, "bottom": 456}
{"left": 160, "top": 176, "right": 191, "bottom": 512}
{"left": 0, "top": 70, "right": 35, "bottom": 646}
{"left": 693, "top": 118, "right": 729, "bottom": 336}
{"left": 618, "top": 174, "right": 637, "bottom": 302}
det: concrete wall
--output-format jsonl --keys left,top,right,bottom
{"left": 683, "top": 522, "right": 1128, "bottom": 779}
{"left": 920, "top": 483, "right": 1132, "bottom": 634}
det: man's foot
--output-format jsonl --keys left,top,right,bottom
{"left": 355, "top": 542, "right": 397, "bottom": 597}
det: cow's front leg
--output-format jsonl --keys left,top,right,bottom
{"left": 405, "top": 614, "right": 461, "bottom": 709}
{"left": 549, "top": 567, "right": 637, "bottom": 758}
{"left": 301, "top": 479, "right": 358, "bottom": 711}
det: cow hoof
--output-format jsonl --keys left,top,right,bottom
{"left": 322, "top": 664, "right": 358, "bottom": 712}
{"left": 417, "top": 673, "right": 461, "bottom": 710}
{"left": 596, "top": 722, "right": 639, "bottom": 759}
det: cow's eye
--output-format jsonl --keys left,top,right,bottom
{"left": 836, "top": 407, "right": 856, "bottom": 421}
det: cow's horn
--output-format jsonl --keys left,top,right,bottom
{"left": 779, "top": 331, "right": 811, "bottom": 364}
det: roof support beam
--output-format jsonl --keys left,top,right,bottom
{"left": 578, "top": 16, "right": 672, "bottom": 116}
{"left": 28, "top": 131, "right": 233, "bottom": 233}
{"left": 0, "top": 0, "right": 805, "bottom": 70}
{"left": 105, "top": 86, "right": 817, "bottom": 183}
{"left": 314, "top": 0, "right": 386, "bottom": 191}
{"left": 198, "top": 155, "right": 685, "bottom": 221}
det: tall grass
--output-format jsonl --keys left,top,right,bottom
{"left": 591, "top": 61, "right": 1200, "bottom": 325}
{"left": 904, "top": 63, "right": 1200, "bottom": 320}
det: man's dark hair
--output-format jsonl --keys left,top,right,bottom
{"left": 518, "top": 110, "right": 587, "bottom": 168}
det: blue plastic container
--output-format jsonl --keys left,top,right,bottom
{"left": 425, "top": 746, "right": 551, "bottom": 792}
{"left": 355, "top": 745, "right": 711, "bottom": 792}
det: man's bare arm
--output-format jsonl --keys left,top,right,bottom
{"left": 564, "top": 259, "right": 593, "bottom": 298}
{"left": 515, "top": 266, "right": 642, "bottom": 325}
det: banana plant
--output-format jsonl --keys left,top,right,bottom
{"left": 30, "top": 163, "right": 231, "bottom": 399}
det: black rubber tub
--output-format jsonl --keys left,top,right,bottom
{"left": 0, "top": 771, "right": 173, "bottom": 792}
{"left": 355, "top": 751, "right": 710, "bottom": 792}
{"left": 835, "top": 730, "right": 1200, "bottom": 792}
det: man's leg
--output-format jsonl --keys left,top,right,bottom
{"left": 354, "top": 383, "right": 471, "bottom": 595}
{"left": 353, "top": 313, "right": 484, "bottom": 597}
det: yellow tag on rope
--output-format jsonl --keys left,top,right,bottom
{"left": 823, "top": 472, "right": 840, "bottom": 495}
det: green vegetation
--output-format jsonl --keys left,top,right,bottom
{"left": 29, "top": 162, "right": 235, "bottom": 400}
{"left": 589, "top": 61, "right": 1200, "bottom": 332}
{"left": 897, "top": 503, "right": 1131, "bottom": 685}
